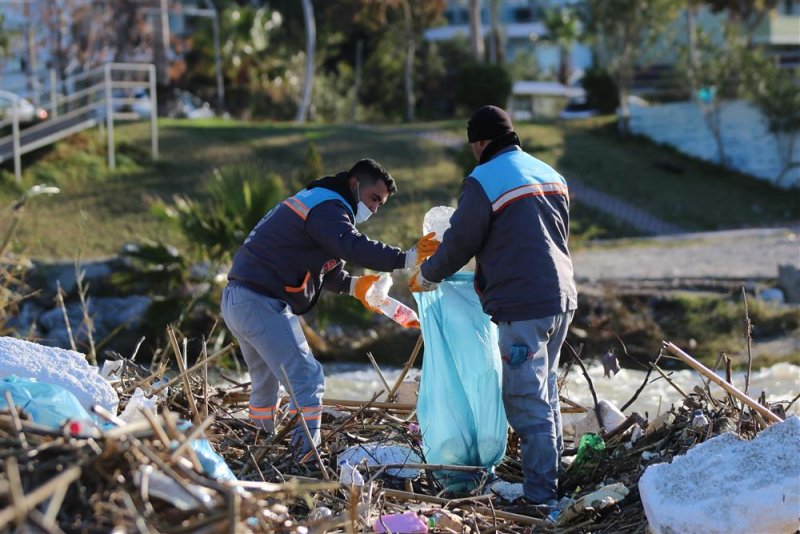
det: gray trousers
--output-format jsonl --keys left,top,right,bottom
{"left": 498, "top": 310, "right": 574, "bottom": 503}
{"left": 221, "top": 282, "right": 324, "bottom": 453}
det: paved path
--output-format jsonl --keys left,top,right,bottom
{"left": 418, "top": 129, "right": 684, "bottom": 235}
{"left": 572, "top": 227, "right": 800, "bottom": 283}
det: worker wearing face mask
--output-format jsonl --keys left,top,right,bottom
{"left": 222, "top": 158, "right": 438, "bottom": 454}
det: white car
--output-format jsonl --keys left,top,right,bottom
{"left": 0, "top": 90, "right": 48, "bottom": 124}
{"left": 128, "top": 89, "right": 215, "bottom": 120}
{"left": 559, "top": 97, "right": 598, "bottom": 120}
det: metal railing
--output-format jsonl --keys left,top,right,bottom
{"left": 0, "top": 63, "right": 158, "bottom": 182}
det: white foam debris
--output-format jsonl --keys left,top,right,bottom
{"left": 0, "top": 336, "right": 119, "bottom": 414}
{"left": 638, "top": 415, "right": 800, "bottom": 534}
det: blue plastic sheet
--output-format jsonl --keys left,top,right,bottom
{"left": 176, "top": 420, "right": 238, "bottom": 483}
{"left": 414, "top": 272, "right": 507, "bottom": 482}
{"left": 0, "top": 375, "right": 94, "bottom": 428}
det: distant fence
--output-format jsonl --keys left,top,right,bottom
{"left": 628, "top": 100, "right": 799, "bottom": 188}
{"left": 0, "top": 63, "right": 158, "bottom": 182}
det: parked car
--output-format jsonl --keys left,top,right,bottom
{"left": 559, "top": 96, "right": 598, "bottom": 120}
{"left": 167, "top": 90, "right": 215, "bottom": 120}
{"left": 0, "top": 90, "right": 48, "bottom": 125}
{"left": 124, "top": 89, "right": 215, "bottom": 120}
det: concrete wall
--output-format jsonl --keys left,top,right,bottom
{"left": 628, "top": 100, "right": 799, "bottom": 188}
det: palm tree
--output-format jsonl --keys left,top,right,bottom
{"left": 468, "top": 0, "right": 484, "bottom": 62}
{"left": 296, "top": 0, "right": 315, "bottom": 122}
{"left": 543, "top": 7, "right": 580, "bottom": 85}
{"left": 401, "top": 0, "right": 415, "bottom": 122}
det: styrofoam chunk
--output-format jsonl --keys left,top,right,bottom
{"left": 0, "top": 337, "right": 119, "bottom": 414}
{"left": 639, "top": 415, "right": 800, "bottom": 534}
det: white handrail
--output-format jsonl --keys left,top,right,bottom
{"left": 3, "top": 62, "right": 158, "bottom": 182}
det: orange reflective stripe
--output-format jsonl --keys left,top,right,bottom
{"left": 284, "top": 271, "right": 311, "bottom": 293}
{"left": 250, "top": 413, "right": 274, "bottom": 420}
{"left": 283, "top": 201, "right": 307, "bottom": 220}
{"left": 283, "top": 197, "right": 310, "bottom": 220}
{"left": 249, "top": 405, "right": 276, "bottom": 413}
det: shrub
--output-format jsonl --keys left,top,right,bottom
{"left": 454, "top": 62, "right": 513, "bottom": 113}
{"left": 152, "top": 161, "right": 285, "bottom": 262}
{"left": 581, "top": 68, "right": 619, "bottom": 114}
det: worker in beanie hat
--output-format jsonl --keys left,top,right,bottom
{"left": 466, "top": 105, "right": 522, "bottom": 164}
{"left": 410, "top": 104, "right": 578, "bottom": 509}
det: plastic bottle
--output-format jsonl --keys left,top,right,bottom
{"left": 365, "top": 275, "right": 420, "bottom": 329}
{"left": 376, "top": 296, "right": 420, "bottom": 329}
{"left": 574, "top": 433, "right": 605, "bottom": 467}
{"left": 339, "top": 460, "right": 364, "bottom": 486}
{"left": 691, "top": 409, "right": 709, "bottom": 428}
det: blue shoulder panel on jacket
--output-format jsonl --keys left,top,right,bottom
{"left": 470, "top": 151, "right": 568, "bottom": 213}
{"left": 284, "top": 188, "right": 355, "bottom": 220}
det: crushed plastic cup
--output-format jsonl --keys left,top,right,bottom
{"left": 119, "top": 387, "right": 157, "bottom": 423}
{"left": 338, "top": 460, "right": 364, "bottom": 486}
{"left": 309, "top": 506, "right": 333, "bottom": 520}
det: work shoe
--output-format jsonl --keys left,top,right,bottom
{"left": 505, "top": 497, "right": 559, "bottom": 518}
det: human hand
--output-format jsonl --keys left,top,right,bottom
{"left": 408, "top": 268, "right": 438, "bottom": 293}
{"left": 404, "top": 232, "right": 440, "bottom": 269}
{"left": 352, "top": 274, "right": 381, "bottom": 311}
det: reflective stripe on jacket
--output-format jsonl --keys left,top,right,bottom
{"left": 228, "top": 187, "right": 405, "bottom": 315}
{"left": 422, "top": 146, "right": 577, "bottom": 322}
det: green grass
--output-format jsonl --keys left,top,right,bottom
{"left": 1, "top": 116, "right": 797, "bottom": 260}
{"left": 517, "top": 117, "right": 799, "bottom": 230}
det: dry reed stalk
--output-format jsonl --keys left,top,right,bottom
{"left": 387, "top": 334, "right": 423, "bottom": 401}
{"left": 662, "top": 341, "right": 783, "bottom": 424}
{"left": 74, "top": 268, "right": 97, "bottom": 365}
{"left": 279, "top": 365, "right": 330, "bottom": 481}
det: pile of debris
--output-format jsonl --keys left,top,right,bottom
{"left": 1, "top": 335, "right": 797, "bottom": 533}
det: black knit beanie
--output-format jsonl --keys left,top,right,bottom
{"left": 467, "top": 105, "right": 514, "bottom": 143}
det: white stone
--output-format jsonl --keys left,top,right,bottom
{"left": 0, "top": 336, "right": 119, "bottom": 414}
{"left": 638, "top": 415, "right": 800, "bottom": 534}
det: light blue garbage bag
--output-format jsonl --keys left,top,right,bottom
{"left": 0, "top": 375, "right": 95, "bottom": 428}
{"left": 414, "top": 272, "right": 507, "bottom": 487}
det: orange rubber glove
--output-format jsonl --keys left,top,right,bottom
{"left": 352, "top": 274, "right": 381, "bottom": 311}
{"left": 404, "top": 232, "right": 441, "bottom": 268}
{"left": 408, "top": 268, "right": 438, "bottom": 293}
{"left": 415, "top": 232, "right": 440, "bottom": 264}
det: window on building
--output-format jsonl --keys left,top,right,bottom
{"left": 513, "top": 7, "right": 534, "bottom": 22}
{"left": 445, "top": 7, "right": 470, "bottom": 25}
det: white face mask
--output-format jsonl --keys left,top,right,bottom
{"left": 353, "top": 182, "right": 373, "bottom": 224}
{"left": 355, "top": 201, "right": 373, "bottom": 224}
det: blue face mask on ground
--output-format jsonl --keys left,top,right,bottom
{"left": 353, "top": 183, "right": 373, "bottom": 224}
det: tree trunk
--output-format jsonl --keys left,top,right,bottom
{"left": 616, "top": 44, "right": 634, "bottom": 137}
{"left": 352, "top": 39, "right": 363, "bottom": 123}
{"left": 774, "top": 132, "right": 799, "bottom": 185}
{"left": 488, "top": 0, "right": 504, "bottom": 64}
{"left": 154, "top": 0, "right": 170, "bottom": 84}
{"left": 296, "top": 0, "right": 316, "bottom": 123}
{"left": 702, "top": 101, "right": 727, "bottom": 166}
{"left": 468, "top": 0, "right": 484, "bottom": 62}
{"left": 558, "top": 44, "right": 570, "bottom": 85}
{"left": 686, "top": 4, "right": 698, "bottom": 99}
{"left": 402, "top": 0, "right": 415, "bottom": 122}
